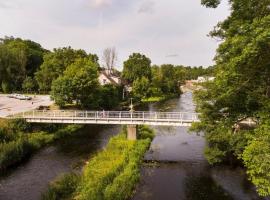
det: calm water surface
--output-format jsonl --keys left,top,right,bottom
{"left": 0, "top": 125, "right": 121, "bottom": 200}
{"left": 132, "top": 92, "right": 269, "bottom": 200}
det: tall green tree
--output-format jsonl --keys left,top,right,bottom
{"left": 122, "top": 53, "right": 151, "bottom": 84}
{"left": 35, "top": 47, "right": 99, "bottom": 93}
{"left": 193, "top": 0, "right": 270, "bottom": 196}
{"left": 132, "top": 77, "right": 151, "bottom": 100}
{"left": 0, "top": 37, "right": 45, "bottom": 92}
{"left": 51, "top": 58, "right": 100, "bottom": 108}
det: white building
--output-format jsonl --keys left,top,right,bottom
{"left": 98, "top": 69, "right": 121, "bottom": 86}
{"left": 197, "top": 76, "right": 215, "bottom": 83}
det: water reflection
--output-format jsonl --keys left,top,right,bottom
{"left": 132, "top": 92, "right": 268, "bottom": 200}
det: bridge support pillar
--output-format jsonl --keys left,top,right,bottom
{"left": 127, "top": 125, "right": 137, "bottom": 140}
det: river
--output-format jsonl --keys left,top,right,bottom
{"left": 0, "top": 92, "right": 268, "bottom": 200}
{"left": 132, "top": 92, "right": 269, "bottom": 200}
{"left": 0, "top": 125, "right": 121, "bottom": 200}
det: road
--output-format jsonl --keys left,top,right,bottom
{"left": 0, "top": 94, "right": 53, "bottom": 117}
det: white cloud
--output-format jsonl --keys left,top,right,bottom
{"left": 88, "top": 0, "right": 112, "bottom": 9}
{"left": 0, "top": 0, "right": 230, "bottom": 68}
{"left": 138, "top": 1, "right": 155, "bottom": 14}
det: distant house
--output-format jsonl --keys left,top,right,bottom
{"left": 197, "top": 76, "right": 215, "bottom": 83}
{"left": 98, "top": 69, "right": 121, "bottom": 86}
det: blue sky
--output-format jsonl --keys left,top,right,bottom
{"left": 0, "top": 0, "right": 230, "bottom": 69}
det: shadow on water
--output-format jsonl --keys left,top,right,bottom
{"left": 185, "top": 172, "right": 233, "bottom": 200}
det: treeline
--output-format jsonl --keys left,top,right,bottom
{"left": 122, "top": 53, "right": 212, "bottom": 102}
{"left": 0, "top": 37, "right": 122, "bottom": 109}
{"left": 0, "top": 36, "right": 211, "bottom": 107}
{"left": 194, "top": 0, "right": 270, "bottom": 197}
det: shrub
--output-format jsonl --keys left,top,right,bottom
{"left": 0, "top": 123, "right": 82, "bottom": 173}
{"left": 138, "top": 125, "right": 155, "bottom": 140}
{"left": 42, "top": 173, "right": 80, "bottom": 200}
{"left": 75, "top": 135, "right": 134, "bottom": 200}
{"left": 104, "top": 139, "right": 150, "bottom": 200}
{"left": 0, "top": 139, "right": 33, "bottom": 171}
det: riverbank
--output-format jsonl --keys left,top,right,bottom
{"left": 42, "top": 125, "right": 154, "bottom": 200}
{"left": 0, "top": 118, "right": 82, "bottom": 174}
{"left": 141, "top": 94, "right": 179, "bottom": 103}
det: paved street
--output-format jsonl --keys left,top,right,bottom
{"left": 0, "top": 94, "right": 53, "bottom": 117}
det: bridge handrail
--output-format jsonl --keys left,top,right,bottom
{"left": 8, "top": 110, "right": 200, "bottom": 122}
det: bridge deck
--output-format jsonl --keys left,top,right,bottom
{"left": 8, "top": 110, "right": 200, "bottom": 126}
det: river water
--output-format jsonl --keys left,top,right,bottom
{"left": 132, "top": 92, "right": 269, "bottom": 200}
{"left": 0, "top": 125, "right": 121, "bottom": 200}
{"left": 0, "top": 92, "right": 269, "bottom": 200}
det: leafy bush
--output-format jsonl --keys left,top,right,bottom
{"left": 42, "top": 173, "right": 80, "bottom": 200}
{"left": 75, "top": 135, "right": 134, "bottom": 200}
{"left": 0, "top": 139, "right": 33, "bottom": 171}
{"left": 103, "top": 139, "right": 150, "bottom": 200}
{"left": 0, "top": 123, "right": 82, "bottom": 173}
{"left": 137, "top": 125, "right": 155, "bottom": 140}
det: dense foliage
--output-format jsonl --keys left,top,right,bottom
{"left": 0, "top": 37, "right": 46, "bottom": 92}
{"left": 51, "top": 58, "right": 100, "bottom": 108}
{"left": 122, "top": 53, "right": 152, "bottom": 84}
{"left": 0, "top": 119, "right": 82, "bottom": 173}
{"left": 35, "top": 47, "right": 99, "bottom": 93}
{"left": 193, "top": 0, "right": 270, "bottom": 196}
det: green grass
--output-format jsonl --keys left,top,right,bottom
{"left": 142, "top": 96, "right": 165, "bottom": 103}
{"left": 142, "top": 94, "right": 179, "bottom": 103}
{"left": 42, "top": 125, "right": 154, "bottom": 200}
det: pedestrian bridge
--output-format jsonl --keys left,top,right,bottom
{"left": 9, "top": 110, "right": 200, "bottom": 127}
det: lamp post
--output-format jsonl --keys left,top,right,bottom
{"left": 129, "top": 98, "right": 134, "bottom": 112}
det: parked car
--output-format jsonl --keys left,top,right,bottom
{"left": 7, "top": 93, "right": 32, "bottom": 100}
{"left": 18, "top": 95, "right": 32, "bottom": 100}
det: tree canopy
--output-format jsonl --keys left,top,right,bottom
{"left": 122, "top": 53, "right": 152, "bottom": 84}
{"left": 35, "top": 47, "right": 99, "bottom": 93}
{"left": 51, "top": 58, "right": 100, "bottom": 108}
{"left": 193, "top": 0, "right": 270, "bottom": 196}
{"left": 0, "top": 37, "right": 46, "bottom": 92}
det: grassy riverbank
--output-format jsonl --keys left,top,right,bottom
{"left": 0, "top": 119, "right": 82, "bottom": 173}
{"left": 42, "top": 125, "right": 154, "bottom": 200}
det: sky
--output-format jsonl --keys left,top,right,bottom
{"left": 0, "top": 0, "right": 230, "bottom": 69}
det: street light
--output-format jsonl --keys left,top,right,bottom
{"left": 129, "top": 98, "right": 134, "bottom": 112}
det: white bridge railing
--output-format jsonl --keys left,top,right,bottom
{"left": 9, "top": 110, "right": 200, "bottom": 126}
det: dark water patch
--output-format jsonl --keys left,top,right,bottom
{"left": 132, "top": 92, "right": 268, "bottom": 200}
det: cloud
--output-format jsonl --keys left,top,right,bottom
{"left": 88, "top": 0, "right": 112, "bottom": 10}
{"left": 166, "top": 54, "right": 179, "bottom": 58}
{"left": 138, "top": 1, "right": 155, "bottom": 14}
{"left": 0, "top": 0, "right": 230, "bottom": 67}
{"left": 0, "top": 1, "right": 17, "bottom": 9}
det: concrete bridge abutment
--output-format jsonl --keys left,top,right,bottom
{"left": 127, "top": 125, "right": 137, "bottom": 140}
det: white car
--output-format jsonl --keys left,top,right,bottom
{"left": 17, "top": 95, "right": 32, "bottom": 100}
{"left": 8, "top": 93, "right": 32, "bottom": 100}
